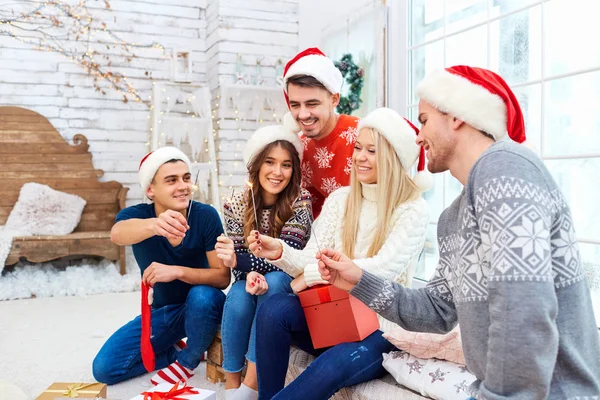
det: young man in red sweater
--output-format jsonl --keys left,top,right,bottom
{"left": 283, "top": 48, "right": 360, "bottom": 218}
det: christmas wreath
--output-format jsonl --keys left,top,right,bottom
{"left": 334, "top": 53, "right": 364, "bottom": 115}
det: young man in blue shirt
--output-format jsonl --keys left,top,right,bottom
{"left": 92, "top": 146, "right": 230, "bottom": 385}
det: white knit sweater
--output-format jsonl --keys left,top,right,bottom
{"left": 269, "top": 182, "right": 429, "bottom": 333}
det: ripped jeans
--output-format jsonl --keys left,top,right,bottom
{"left": 255, "top": 293, "right": 395, "bottom": 400}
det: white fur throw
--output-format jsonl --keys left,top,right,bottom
{"left": 0, "top": 183, "right": 86, "bottom": 272}
{"left": 0, "top": 380, "right": 28, "bottom": 400}
{"left": 5, "top": 183, "right": 86, "bottom": 235}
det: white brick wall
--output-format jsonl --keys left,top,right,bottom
{"left": 0, "top": 0, "right": 299, "bottom": 205}
{"left": 206, "top": 0, "right": 298, "bottom": 195}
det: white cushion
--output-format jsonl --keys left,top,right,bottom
{"left": 382, "top": 351, "right": 476, "bottom": 400}
{"left": 5, "top": 183, "right": 86, "bottom": 236}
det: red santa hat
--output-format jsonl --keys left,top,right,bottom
{"left": 139, "top": 146, "right": 191, "bottom": 194}
{"left": 282, "top": 47, "right": 343, "bottom": 108}
{"left": 243, "top": 113, "right": 304, "bottom": 167}
{"left": 358, "top": 107, "right": 433, "bottom": 192}
{"left": 416, "top": 65, "right": 526, "bottom": 143}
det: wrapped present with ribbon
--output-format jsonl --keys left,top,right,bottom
{"left": 129, "top": 382, "right": 216, "bottom": 400}
{"left": 297, "top": 284, "right": 380, "bottom": 349}
{"left": 35, "top": 382, "right": 107, "bottom": 400}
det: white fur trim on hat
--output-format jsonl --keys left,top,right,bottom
{"left": 243, "top": 113, "right": 304, "bottom": 167}
{"left": 139, "top": 146, "right": 191, "bottom": 194}
{"left": 283, "top": 54, "right": 343, "bottom": 95}
{"left": 358, "top": 108, "right": 432, "bottom": 192}
{"left": 416, "top": 69, "right": 507, "bottom": 140}
{"left": 358, "top": 108, "right": 420, "bottom": 172}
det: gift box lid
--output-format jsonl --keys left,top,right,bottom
{"left": 297, "top": 284, "right": 349, "bottom": 308}
{"left": 129, "top": 383, "right": 216, "bottom": 400}
{"left": 35, "top": 382, "right": 107, "bottom": 400}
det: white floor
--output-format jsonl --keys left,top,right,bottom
{"left": 0, "top": 292, "right": 225, "bottom": 400}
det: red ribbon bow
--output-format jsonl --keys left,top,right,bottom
{"left": 142, "top": 382, "right": 200, "bottom": 400}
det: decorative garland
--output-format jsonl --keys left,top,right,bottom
{"left": 334, "top": 53, "right": 364, "bottom": 115}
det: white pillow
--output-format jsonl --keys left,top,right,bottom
{"left": 382, "top": 325, "right": 465, "bottom": 364}
{"left": 382, "top": 351, "right": 476, "bottom": 400}
{"left": 5, "top": 183, "right": 86, "bottom": 235}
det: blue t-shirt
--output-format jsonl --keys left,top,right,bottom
{"left": 116, "top": 201, "right": 224, "bottom": 309}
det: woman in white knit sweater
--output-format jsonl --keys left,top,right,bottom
{"left": 246, "top": 108, "right": 432, "bottom": 400}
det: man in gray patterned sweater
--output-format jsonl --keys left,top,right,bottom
{"left": 317, "top": 66, "right": 600, "bottom": 399}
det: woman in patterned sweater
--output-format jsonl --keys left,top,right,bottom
{"left": 215, "top": 115, "right": 313, "bottom": 400}
{"left": 247, "top": 108, "right": 432, "bottom": 400}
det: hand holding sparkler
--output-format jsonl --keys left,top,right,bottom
{"left": 216, "top": 189, "right": 237, "bottom": 268}
{"left": 247, "top": 230, "right": 283, "bottom": 260}
{"left": 215, "top": 235, "right": 236, "bottom": 268}
{"left": 153, "top": 210, "right": 188, "bottom": 239}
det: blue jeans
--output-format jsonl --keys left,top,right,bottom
{"left": 92, "top": 285, "right": 225, "bottom": 384}
{"left": 255, "top": 292, "right": 395, "bottom": 400}
{"left": 222, "top": 271, "right": 293, "bottom": 373}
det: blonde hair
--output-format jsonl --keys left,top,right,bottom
{"left": 341, "top": 128, "right": 420, "bottom": 258}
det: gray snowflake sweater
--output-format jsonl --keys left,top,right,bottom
{"left": 350, "top": 141, "right": 600, "bottom": 399}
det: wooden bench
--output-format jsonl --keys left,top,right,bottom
{"left": 0, "top": 106, "right": 128, "bottom": 274}
{"left": 206, "top": 330, "right": 226, "bottom": 383}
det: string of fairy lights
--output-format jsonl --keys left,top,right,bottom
{"left": 3, "top": 2, "right": 290, "bottom": 202}
{"left": 146, "top": 83, "right": 286, "bottom": 195}
{"left": 0, "top": 0, "right": 165, "bottom": 104}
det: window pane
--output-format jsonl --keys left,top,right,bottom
{"left": 512, "top": 84, "right": 542, "bottom": 153}
{"left": 545, "top": 0, "right": 600, "bottom": 76}
{"left": 422, "top": 171, "right": 445, "bottom": 222}
{"left": 490, "top": 0, "right": 540, "bottom": 16}
{"left": 446, "top": 0, "right": 488, "bottom": 34}
{"left": 544, "top": 71, "right": 600, "bottom": 156}
{"left": 489, "top": 6, "right": 542, "bottom": 85}
{"left": 579, "top": 243, "right": 600, "bottom": 328}
{"left": 414, "top": 223, "right": 440, "bottom": 281}
{"left": 410, "top": 0, "right": 445, "bottom": 46}
{"left": 409, "top": 41, "right": 444, "bottom": 105}
{"left": 445, "top": 25, "right": 488, "bottom": 67}
{"left": 408, "top": 105, "right": 419, "bottom": 126}
{"left": 546, "top": 158, "right": 600, "bottom": 242}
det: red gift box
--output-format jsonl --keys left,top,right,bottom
{"left": 298, "top": 284, "right": 380, "bottom": 349}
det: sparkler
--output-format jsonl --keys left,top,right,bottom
{"left": 186, "top": 170, "right": 200, "bottom": 222}
{"left": 245, "top": 180, "right": 260, "bottom": 232}
{"left": 303, "top": 199, "right": 322, "bottom": 255}
{"left": 222, "top": 188, "right": 235, "bottom": 237}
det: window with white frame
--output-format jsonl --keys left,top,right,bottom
{"left": 398, "top": 0, "right": 600, "bottom": 325}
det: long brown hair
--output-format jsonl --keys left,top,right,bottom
{"left": 243, "top": 140, "right": 302, "bottom": 242}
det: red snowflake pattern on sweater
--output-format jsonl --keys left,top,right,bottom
{"left": 301, "top": 136, "right": 310, "bottom": 148}
{"left": 344, "top": 156, "right": 353, "bottom": 175}
{"left": 301, "top": 114, "right": 360, "bottom": 218}
{"left": 301, "top": 161, "right": 313, "bottom": 185}
{"left": 340, "top": 126, "right": 359, "bottom": 145}
{"left": 321, "top": 176, "right": 342, "bottom": 194}
{"left": 313, "top": 147, "right": 335, "bottom": 169}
